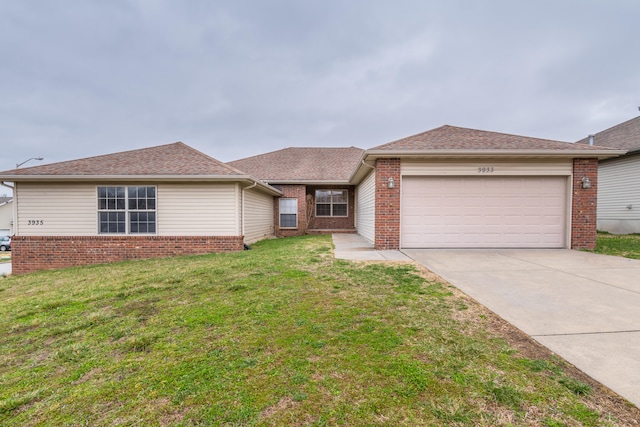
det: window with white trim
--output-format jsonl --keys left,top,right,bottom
{"left": 315, "top": 189, "right": 348, "bottom": 217}
{"left": 98, "top": 186, "right": 156, "bottom": 234}
{"left": 279, "top": 198, "right": 298, "bottom": 228}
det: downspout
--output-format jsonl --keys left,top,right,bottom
{"left": 241, "top": 181, "right": 258, "bottom": 240}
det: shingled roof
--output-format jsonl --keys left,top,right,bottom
{"left": 0, "top": 142, "right": 248, "bottom": 177}
{"left": 370, "top": 125, "right": 619, "bottom": 153}
{"left": 228, "top": 147, "right": 365, "bottom": 183}
{"left": 576, "top": 116, "right": 640, "bottom": 153}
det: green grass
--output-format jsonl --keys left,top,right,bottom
{"left": 0, "top": 235, "right": 630, "bottom": 426}
{"left": 592, "top": 232, "right": 640, "bottom": 259}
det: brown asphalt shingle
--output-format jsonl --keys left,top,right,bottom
{"left": 372, "top": 125, "right": 613, "bottom": 152}
{"left": 229, "top": 147, "right": 365, "bottom": 182}
{"left": 0, "top": 142, "right": 248, "bottom": 176}
{"left": 576, "top": 116, "right": 640, "bottom": 152}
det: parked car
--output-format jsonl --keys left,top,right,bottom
{"left": 0, "top": 236, "right": 10, "bottom": 251}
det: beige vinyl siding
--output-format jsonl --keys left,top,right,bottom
{"left": 597, "top": 155, "right": 640, "bottom": 233}
{"left": 356, "top": 169, "right": 376, "bottom": 243}
{"left": 16, "top": 183, "right": 97, "bottom": 236}
{"left": 243, "top": 187, "right": 274, "bottom": 244}
{"left": 401, "top": 159, "right": 572, "bottom": 176}
{"left": 159, "top": 183, "right": 240, "bottom": 236}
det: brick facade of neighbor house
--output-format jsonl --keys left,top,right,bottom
{"left": 374, "top": 158, "right": 401, "bottom": 250}
{"left": 571, "top": 158, "right": 599, "bottom": 250}
{"left": 274, "top": 184, "right": 308, "bottom": 237}
{"left": 11, "top": 235, "right": 245, "bottom": 275}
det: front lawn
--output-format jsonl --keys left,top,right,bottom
{"left": 1, "top": 235, "right": 637, "bottom": 426}
{"left": 592, "top": 232, "right": 640, "bottom": 259}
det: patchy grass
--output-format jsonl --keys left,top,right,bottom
{"left": 1, "top": 235, "right": 637, "bottom": 426}
{"left": 592, "top": 231, "right": 640, "bottom": 259}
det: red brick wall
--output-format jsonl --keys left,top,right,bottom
{"left": 571, "top": 158, "right": 598, "bottom": 250}
{"left": 375, "top": 158, "right": 401, "bottom": 250}
{"left": 274, "top": 185, "right": 308, "bottom": 237}
{"left": 11, "top": 235, "right": 244, "bottom": 275}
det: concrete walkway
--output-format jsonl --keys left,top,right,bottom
{"left": 332, "top": 234, "right": 412, "bottom": 261}
{"left": 404, "top": 249, "right": 640, "bottom": 407}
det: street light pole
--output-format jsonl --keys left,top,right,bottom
{"left": 16, "top": 157, "right": 44, "bottom": 168}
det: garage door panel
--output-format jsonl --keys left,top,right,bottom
{"left": 401, "top": 176, "right": 566, "bottom": 248}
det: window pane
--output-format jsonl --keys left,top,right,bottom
{"left": 333, "top": 204, "right": 347, "bottom": 216}
{"left": 279, "top": 198, "right": 297, "bottom": 214}
{"left": 100, "top": 212, "right": 125, "bottom": 233}
{"left": 280, "top": 213, "right": 297, "bottom": 228}
{"left": 130, "top": 211, "right": 156, "bottom": 234}
{"left": 332, "top": 190, "right": 348, "bottom": 204}
{"left": 316, "top": 204, "right": 331, "bottom": 216}
{"left": 315, "top": 190, "right": 331, "bottom": 204}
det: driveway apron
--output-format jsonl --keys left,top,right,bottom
{"left": 404, "top": 249, "right": 640, "bottom": 407}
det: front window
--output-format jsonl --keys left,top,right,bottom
{"left": 279, "top": 198, "right": 298, "bottom": 228}
{"left": 98, "top": 186, "right": 156, "bottom": 234}
{"left": 315, "top": 189, "right": 348, "bottom": 217}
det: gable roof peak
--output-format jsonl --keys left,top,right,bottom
{"left": 0, "top": 141, "right": 249, "bottom": 177}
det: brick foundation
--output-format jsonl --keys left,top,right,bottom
{"left": 375, "top": 158, "right": 401, "bottom": 250}
{"left": 571, "top": 158, "right": 598, "bottom": 250}
{"left": 11, "top": 235, "right": 244, "bottom": 275}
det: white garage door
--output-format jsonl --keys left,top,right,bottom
{"left": 402, "top": 176, "right": 567, "bottom": 248}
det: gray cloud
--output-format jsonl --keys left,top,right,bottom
{"left": 1, "top": 0, "right": 639, "bottom": 178}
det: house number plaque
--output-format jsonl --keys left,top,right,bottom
{"left": 477, "top": 167, "right": 495, "bottom": 173}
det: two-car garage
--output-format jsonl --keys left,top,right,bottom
{"left": 400, "top": 162, "right": 571, "bottom": 249}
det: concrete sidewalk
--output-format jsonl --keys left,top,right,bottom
{"left": 332, "top": 234, "right": 412, "bottom": 261}
{"left": 404, "top": 249, "right": 640, "bottom": 407}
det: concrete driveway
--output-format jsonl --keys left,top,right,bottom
{"left": 404, "top": 249, "right": 640, "bottom": 407}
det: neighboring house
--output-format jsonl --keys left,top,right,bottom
{"left": 0, "top": 196, "right": 13, "bottom": 236}
{"left": 576, "top": 116, "right": 640, "bottom": 234}
{"left": 0, "top": 125, "right": 623, "bottom": 274}
{"left": 0, "top": 142, "right": 281, "bottom": 274}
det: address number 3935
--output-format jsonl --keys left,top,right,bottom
{"left": 27, "top": 220, "right": 44, "bottom": 225}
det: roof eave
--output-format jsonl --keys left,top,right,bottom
{"left": 0, "top": 175, "right": 282, "bottom": 196}
{"left": 363, "top": 149, "right": 626, "bottom": 160}
{"left": 264, "top": 179, "right": 353, "bottom": 186}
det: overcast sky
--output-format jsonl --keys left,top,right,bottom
{"left": 1, "top": 0, "right": 639, "bottom": 177}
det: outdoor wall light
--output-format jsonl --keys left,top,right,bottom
{"left": 581, "top": 176, "right": 592, "bottom": 189}
{"left": 388, "top": 177, "right": 395, "bottom": 188}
